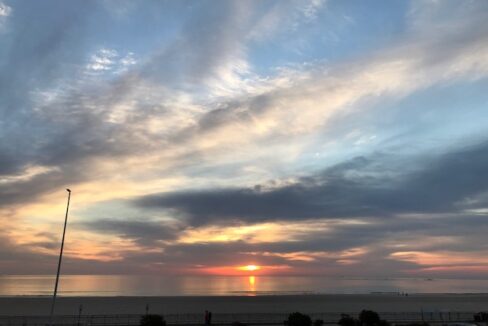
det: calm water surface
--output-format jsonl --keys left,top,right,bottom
{"left": 0, "top": 275, "right": 487, "bottom": 296}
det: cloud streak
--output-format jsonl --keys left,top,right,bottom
{"left": 135, "top": 140, "right": 488, "bottom": 223}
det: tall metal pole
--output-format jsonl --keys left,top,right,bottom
{"left": 49, "top": 189, "right": 72, "bottom": 325}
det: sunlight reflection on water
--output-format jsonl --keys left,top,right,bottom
{"left": 0, "top": 275, "right": 487, "bottom": 296}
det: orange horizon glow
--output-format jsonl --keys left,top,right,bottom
{"left": 195, "top": 264, "right": 291, "bottom": 276}
{"left": 238, "top": 264, "right": 260, "bottom": 272}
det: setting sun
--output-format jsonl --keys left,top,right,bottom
{"left": 239, "top": 265, "right": 261, "bottom": 272}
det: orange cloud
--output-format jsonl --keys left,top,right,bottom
{"left": 192, "top": 264, "right": 292, "bottom": 276}
{"left": 390, "top": 251, "right": 488, "bottom": 266}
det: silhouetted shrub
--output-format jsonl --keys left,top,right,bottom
{"left": 140, "top": 314, "right": 166, "bottom": 326}
{"left": 338, "top": 314, "right": 357, "bottom": 326}
{"left": 286, "top": 312, "right": 312, "bottom": 326}
{"left": 314, "top": 319, "right": 324, "bottom": 326}
{"left": 377, "top": 320, "right": 390, "bottom": 326}
{"left": 402, "top": 323, "right": 429, "bottom": 326}
{"left": 359, "top": 310, "right": 380, "bottom": 326}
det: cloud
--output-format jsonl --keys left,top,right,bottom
{"left": 0, "top": 2, "right": 11, "bottom": 17}
{"left": 79, "top": 219, "right": 182, "bottom": 247}
{"left": 135, "top": 1, "right": 253, "bottom": 88}
{"left": 0, "top": 151, "right": 21, "bottom": 176}
{"left": 0, "top": 165, "right": 87, "bottom": 206}
{"left": 135, "top": 140, "right": 488, "bottom": 224}
{"left": 86, "top": 48, "right": 118, "bottom": 71}
{"left": 0, "top": 230, "right": 60, "bottom": 274}
{"left": 85, "top": 48, "right": 137, "bottom": 74}
{"left": 300, "top": 0, "right": 326, "bottom": 22}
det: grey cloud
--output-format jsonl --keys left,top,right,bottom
{"left": 79, "top": 219, "right": 182, "bottom": 247}
{"left": 161, "top": 241, "right": 278, "bottom": 266}
{"left": 0, "top": 166, "right": 86, "bottom": 206}
{"left": 141, "top": 1, "right": 251, "bottom": 86}
{"left": 135, "top": 140, "right": 488, "bottom": 223}
{"left": 0, "top": 1, "right": 95, "bottom": 138}
{"left": 398, "top": 143, "right": 488, "bottom": 212}
{"left": 0, "top": 0, "right": 105, "bottom": 196}
{"left": 0, "top": 150, "right": 21, "bottom": 176}
{"left": 0, "top": 231, "right": 59, "bottom": 274}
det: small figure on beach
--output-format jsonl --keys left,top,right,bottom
{"left": 204, "top": 310, "right": 213, "bottom": 325}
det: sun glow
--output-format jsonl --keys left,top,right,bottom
{"left": 239, "top": 264, "right": 260, "bottom": 272}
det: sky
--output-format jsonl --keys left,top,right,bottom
{"left": 1, "top": 0, "right": 488, "bottom": 278}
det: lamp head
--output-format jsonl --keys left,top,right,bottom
{"left": 66, "top": 188, "right": 71, "bottom": 193}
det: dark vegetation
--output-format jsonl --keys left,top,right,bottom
{"left": 137, "top": 309, "right": 488, "bottom": 326}
{"left": 338, "top": 314, "right": 357, "bottom": 326}
{"left": 338, "top": 310, "right": 391, "bottom": 326}
{"left": 140, "top": 314, "right": 166, "bottom": 326}
{"left": 285, "top": 312, "right": 327, "bottom": 326}
{"left": 286, "top": 312, "right": 313, "bottom": 326}
{"left": 359, "top": 310, "right": 388, "bottom": 326}
{"left": 284, "top": 310, "right": 432, "bottom": 326}
{"left": 314, "top": 319, "right": 324, "bottom": 326}
{"left": 340, "top": 311, "right": 436, "bottom": 326}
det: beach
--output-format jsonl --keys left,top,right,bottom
{"left": 0, "top": 294, "right": 486, "bottom": 316}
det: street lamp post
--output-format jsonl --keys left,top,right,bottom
{"left": 49, "top": 189, "right": 72, "bottom": 325}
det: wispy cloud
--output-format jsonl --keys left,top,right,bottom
{"left": 86, "top": 48, "right": 118, "bottom": 71}
{"left": 0, "top": 1, "right": 11, "bottom": 32}
{"left": 0, "top": 2, "right": 11, "bottom": 17}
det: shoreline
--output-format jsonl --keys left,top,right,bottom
{"left": 1, "top": 294, "right": 487, "bottom": 316}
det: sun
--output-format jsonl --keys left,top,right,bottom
{"left": 239, "top": 264, "right": 261, "bottom": 272}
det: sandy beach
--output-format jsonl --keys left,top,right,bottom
{"left": 0, "top": 294, "right": 486, "bottom": 316}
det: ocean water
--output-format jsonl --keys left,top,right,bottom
{"left": 0, "top": 275, "right": 487, "bottom": 296}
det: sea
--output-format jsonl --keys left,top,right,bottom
{"left": 1, "top": 275, "right": 488, "bottom": 296}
